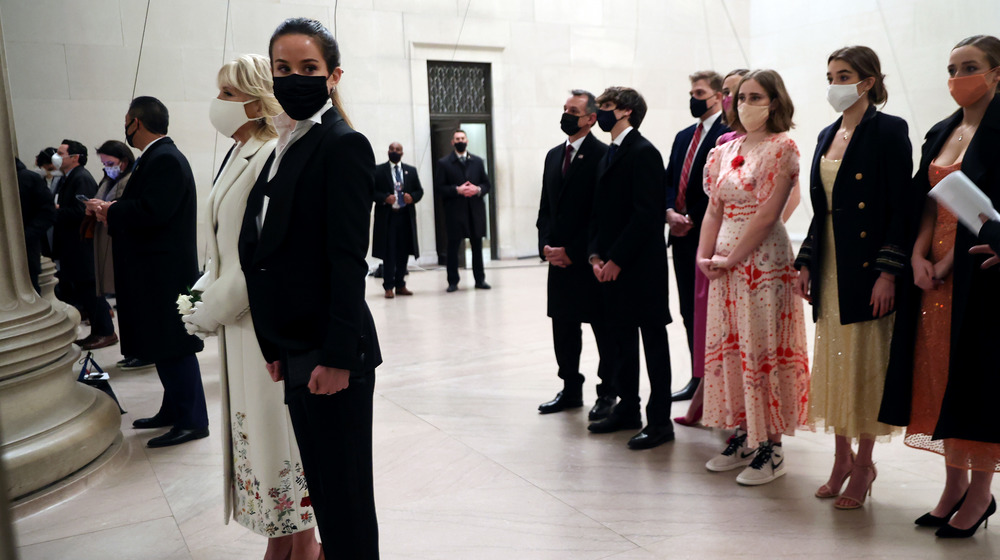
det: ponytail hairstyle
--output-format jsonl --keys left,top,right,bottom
{"left": 268, "top": 17, "right": 353, "bottom": 128}
{"left": 828, "top": 46, "right": 888, "bottom": 105}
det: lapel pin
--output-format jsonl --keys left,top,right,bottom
{"left": 577, "top": 154, "right": 584, "bottom": 159}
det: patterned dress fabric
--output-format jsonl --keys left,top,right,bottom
{"left": 701, "top": 133, "right": 811, "bottom": 446}
{"left": 808, "top": 156, "right": 900, "bottom": 440}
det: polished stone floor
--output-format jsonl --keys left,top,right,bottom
{"left": 12, "top": 263, "right": 1000, "bottom": 559}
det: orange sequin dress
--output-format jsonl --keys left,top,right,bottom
{"left": 904, "top": 162, "right": 1000, "bottom": 471}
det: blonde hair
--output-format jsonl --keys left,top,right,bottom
{"left": 217, "top": 54, "right": 281, "bottom": 140}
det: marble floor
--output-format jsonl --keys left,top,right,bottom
{"left": 12, "top": 262, "right": 1000, "bottom": 559}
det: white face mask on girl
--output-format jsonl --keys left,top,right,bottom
{"left": 209, "top": 97, "right": 255, "bottom": 138}
{"left": 826, "top": 82, "right": 864, "bottom": 113}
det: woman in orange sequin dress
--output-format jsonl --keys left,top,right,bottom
{"left": 697, "top": 69, "right": 810, "bottom": 487}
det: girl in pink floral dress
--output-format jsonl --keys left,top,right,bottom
{"left": 697, "top": 69, "right": 810, "bottom": 486}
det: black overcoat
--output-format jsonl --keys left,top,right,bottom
{"left": 53, "top": 165, "right": 97, "bottom": 281}
{"left": 372, "top": 161, "right": 423, "bottom": 259}
{"left": 434, "top": 152, "right": 491, "bottom": 239}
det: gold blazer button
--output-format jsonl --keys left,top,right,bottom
{"left": 858, "top": 202, "right": 866, "bottom": 209}
{"left": 860, "top": 231, "right": 867, "bottom": 238}
{"left": 855, "top": 173, "right": 863, "bottom": 180}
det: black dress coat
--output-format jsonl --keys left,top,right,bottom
{"left": 16, "top": 158, "right": 56, "bottom": 287}
{"left": 664, "top": 116, "right": 730, "bottom": 233}
{"left": 536, "top": 133, "right": 608, "bottom": 323}
{"left": 52, "top": 164, "right": 98, "bottom": 281}
{"left": 794, "top": 106, "right": 913, "bottom": 324}
{"left": 434, "top": 152, "right": 491, "bottom": 239}
{"left": 239, "top": 107, "right": 381, "bottom": 385}
{"left": 372, "top": 161, "right": 423, "bottom": 259}
{"left": 588, "top": 129, "right": 671, "bottom": 327}
{"left": 107, "top": 137, "right": 204, "bottom": 362}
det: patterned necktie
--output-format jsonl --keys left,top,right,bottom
{"left": 562, "top": 144, "right": 574, "bottom": 176}
{"left": 394, "top": 165, "right": 402, "bottom": 183}
{"left": 676, "top": 124, "right": 703, "bottom": 213}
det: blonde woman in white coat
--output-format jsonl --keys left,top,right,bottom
{"left": 183, "top": 54, "right": 319, "bottom": 560}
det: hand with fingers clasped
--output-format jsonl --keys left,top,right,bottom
{"left": 698, "top": 253, "right": 731, "bottom": 281}
{"left": 544, "top": 245, "right": 572, "bottom": 268}
{"left": 309, "top": 365, "right": 350, "bottom": 395}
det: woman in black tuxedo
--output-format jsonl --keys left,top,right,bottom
{"left": 238, "top": 18, "right": 381, "bottom": 558}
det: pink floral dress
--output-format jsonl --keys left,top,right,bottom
{"left": 701, "top": 133, "right": 810, "bottom": 446}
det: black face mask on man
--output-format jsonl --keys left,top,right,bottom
{"left": 560, "top": 112, "right": 583, "bottom": 136}
{"left": 454, "top": 141, "right": 468, "bottom": 153}
{"left": 689, "top": 96, "right": 710, "bottom": 118}
{"left": 595, "top": 109, "right": 621, "bottom": 132}
{"left": 124, "top": 118, "right": 138, "bottom": 148}
{"left": 388, "top": 152, "right": 402, "bottom": 164}
{"left": 272, "top": 74, "right": 331, "bottom": 121}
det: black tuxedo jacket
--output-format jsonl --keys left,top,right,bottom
{"left": 107, "top": 137, "right": 203, "bottom": 362}
{"left": 588, "top": 129, "right": 671, "bottom": 326}
{"left": 434, "top": 152, "right": 491, "bottom": 239}
{"left": 52, "top": 164, "right": 98, "bottom": 281}
{"left": 239, "top": 107, "right": 381, "bottom": 385}
{"left": 536, "top": 133, "right": 607, "bottom": 322}
{"left": 372, "top": 161, "right": 423, "bottom": 259}
{"left": 794, "top": 106, "right": 912, "bottom": 324}
{"left": 664, "top": 116, "right": 729, "bottom": 233}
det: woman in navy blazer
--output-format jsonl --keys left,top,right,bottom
{"left": 793, "top": 46, "right": 912, "bottom": 510}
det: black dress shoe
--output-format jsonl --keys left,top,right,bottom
{"left": 671, "top": 377, "right": 701, "bottom": 401}
{"left": 147, "top": 427, "right": 209, "bottom": 448}
{"left": 627, "top": 425, "right": 676, "bottom": 450}
{"left": 588, "top": 395, "right": 617, "bottom": 421}
{"left": 132, "top": 416, "right": 174, "bottom": 429}
{"left": 446, "top": 284, "right": 459, "bottom": 293}
{"left": 588, "top": 413, "right": 642, "bottom": 434}
{"left": 538, "top": 391, "right": 584, "bottom": 414}
{"left": 475, "top": 281, "right": 491, "bottom": 289}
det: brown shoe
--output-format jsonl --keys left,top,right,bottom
{"left": 80, "top": 333, "right": 119, "bottom": 350}
{"left": 396, "top": 286, "right": 414, "bottom": 296}
{"left": 384, "top": 290, "right": 395, "bottom": 299}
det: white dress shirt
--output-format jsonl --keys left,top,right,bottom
{"left": 690, "top": 110, "right": 722, "bottom": 156}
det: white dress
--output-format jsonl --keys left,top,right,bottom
{"left": 191, "top": 135, "right": 316, "bottom": 536}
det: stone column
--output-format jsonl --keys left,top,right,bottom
{"left": 0, "top": 4, "right": 120, "bottom": 505}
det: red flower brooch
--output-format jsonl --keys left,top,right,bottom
{"left": 731, "top": 155, "right": 745, "bottom": 169}
{"left": 301, "top": 496, "right": 312, "bottom": 508}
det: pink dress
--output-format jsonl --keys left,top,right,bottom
{"left": 701, "top": 134, "right": 811, "bottom": 446}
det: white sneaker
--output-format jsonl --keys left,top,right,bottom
{"left": 706, "top": 429, "right": 757, "bottom": 472}
{"left": 736, "top": 441, "right": 786, "bottom": 486}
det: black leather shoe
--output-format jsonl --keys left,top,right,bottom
{"left": 538, "top": 390, "right": 584, "bottom": 414}
{"left": 671, "top": 377, "right": 701, "bottom": 401}
{"left": 588, "top": 395, "right": 617, "bottom": 421}
{"left": 588, "top": 413, "right": 642, "bottom": 434}
{"left": 446, "top": 284, "right": 458, "bottom": 292}
{"left": 147, "top": 427, "right": 209, "bottom": 448}
{"left": 475, "top": 281, "right": 491, "bottom": 289}
{"left": 627, "top": 425, "right": 676, "bottom": 450}
{"left": 132, "top": 415, "right": 173, "bottom": 429}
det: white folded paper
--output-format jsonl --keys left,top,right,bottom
{"left": 927, "top": 170, "right": 1000, "bottom": 235}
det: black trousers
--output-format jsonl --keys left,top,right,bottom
{"left": 611, "top": 322, "right": 672, "bottom": 426}
{"left": 283, "top": 360, "right": 379, "bottom": 559}
{"left": 446, "top": 234, "right": 485, "bottom": 286}
{"left": 382, "top": 211, "right": 412, "bottom": 291}
{"left": 551, "top": 317, "right": 617, "bottom": 398}
{"left": 63, "top": 275, "right": 115, "bottom": 337}
{"left": 154, "top": 353, "right": 209, "bottom": 430}
{"left": 669, "top": 232, "right": 697, "bottom": 362}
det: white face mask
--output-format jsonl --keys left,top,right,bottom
{"left": 827, "top": 82, "right": 863, "bottom": 113}
{"left": 209, "top": 97, "right": 255, "bottom": 138}
{"left": 738, "top": 103, "right": 770, "bottom": 132}
{"left": 50, "top": 154, "right": 63, "bottom": 169}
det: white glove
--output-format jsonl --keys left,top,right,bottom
{"left": 181, "top": 301, "right": 219, "bottom": 339}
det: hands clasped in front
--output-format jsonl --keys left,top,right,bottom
{"left": 697, "top": 253, "right": 732, "bottom": 281}
{"left": 590, "top": 258, "right": 621, "bottom": 282}
{"left": 456, "top": 181, "right": 480, "bottom": 197}
{"left": 265, "top": 360, "right": 350, "bottom": 395}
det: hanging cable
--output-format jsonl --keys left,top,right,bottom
{"left": 130, "top": 0, "right": 152, "bottom": 99}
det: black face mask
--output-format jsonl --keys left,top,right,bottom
{"left": 272, "top": 74, "right": 331, "bottom": 121}
{"left": 595, "top": 109, "right": 620, "bottom": 132}
{"left": 388, "top": 152, "right": 402, "bottom": 164}
{"left": 560, "top": 112, "right": 583, "bottom": 136}
{"left": 124, "top": 118, "right": 137, "bottom": 148}
{"left": 454, "top": 142, "right": 467, "bottom": 153}
{"left": 690, "top": 96, "right": 710, "bottom": 118}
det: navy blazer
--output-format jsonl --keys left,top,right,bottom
{"left": 794, "top": 106, "right": 912, "bottom": 324}
{"left": 664, "top": 115, "right": 730, "bottom": 230}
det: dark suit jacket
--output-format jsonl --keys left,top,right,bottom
{"left": 434, "top": 152, "right": 491, "bottom": 239}
{"left": 53, "top": 164, "right": 98, "bottom": 281}
{"left": 794, "top": 106, "right": 912, "bottom": 324}
{"left": 17, "top": 158, "right": 56, "bottom": 255}
{"left": 372, "top": 161, "right": 423, "bottom": 258}
{"left": 664, "top": 116, "right": 730, "bottom": 235}
{"left": 537, "top": 133, "right": 608, "bottom": 323}
{"left": 588, "top": 129, "right": 671, "bottom": 327}
{"left": 239, "top": 107, "right": 381, "bottom": 387}
{"left": 107, "top": 137, "right": 204, "bottom": 362}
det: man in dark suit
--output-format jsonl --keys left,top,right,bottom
{"left": 587, "top": 86, "right": 674, "bottom": 450}
{"left": 664, "top": 70, "right": 729, "bottom": 401}
{"left": 373, "top": 142, "right": 423, "bottom": 298}
{"left": 16, "top": 157, "right": 56, "bottom": 294}
{"left": 435, "top": 129, "right": 491, "bottom": 292}
{"left": 536, "top": 89, "right": 618, "bottom": 421}
{"left": 53, "top": 140, "right": 117, "bottom": 349}
{"left": 96, "top": 96, "right": 208, "bottom": 448}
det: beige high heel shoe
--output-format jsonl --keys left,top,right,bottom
{"left": 834, "top": 463, "right": 877, "bottom": 510}
{"left": 815, "top": 450, "right": 855, "bottom": 499}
